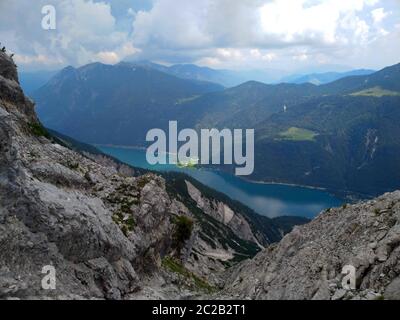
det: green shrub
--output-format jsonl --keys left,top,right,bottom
{"left": 112, "top": 211, "right": 135, "bottom": 237}
{"left": 173, "top": 215, "right": 194, "bottom": 245}
{"left": 137, "top": 175, "right": 152, "bottom": 189}
{"left": 66, "top": 161, "right": 79, "bottom": 170}
{"left": 162, "top": 256, "right": 215, "bottom": 293}
{"left": 29, "top": 122, "right": 51, "bottom": 139}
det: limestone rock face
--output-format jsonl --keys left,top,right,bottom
{"left": 220, "top": 192, "right": 400, "bottom": 300}
{"left": 0, "top": 51, "right": 197, "bottom": 299}
{"left": 185, "top": 181, "right": 259, "bottom": 244}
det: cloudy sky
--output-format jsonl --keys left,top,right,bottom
{"left": 0, "top": 0, "right": 399, "bottom": 72}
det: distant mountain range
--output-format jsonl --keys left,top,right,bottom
{"left": 128, "top": 61, "right": 375, "bottom": 87}
{"left": 281, "top": 69, "right": 376, "bottom": 85}
{"left": 19, "top": 61, "right": 376, "bottom": 94}
{"left": 128, "top": 60, "right": 285, "bottom": 87}
{"left": 32, "top": 61, "right": 400, "bottom": 197}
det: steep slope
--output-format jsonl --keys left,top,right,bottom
{"left": 0, "top": 51, "right": 304, "bottom": 299}
{"left": 172, "top": 81, "right": 316, "bottom": 129}
{"left": 221, "top": 191, "right": 400, "bottom": 300}
{"left": 33, "top": 62, "right": 223, "bottom": 145}
{"left": 253, "top": 94, "right": 400, "bottom": 197}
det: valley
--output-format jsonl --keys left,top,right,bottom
{"left": 32, "top": 62, "right": 400, "bottom": 198}
{"left": 98, "top": 145, "right": 342, "bottom": 219}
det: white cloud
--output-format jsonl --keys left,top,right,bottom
{"left": 0, "top": 0, "right": 140, "bottom": 69}
{"left": 371, "top": 7, "right": 390, "bottom": 24}
{"left": 0, "top": 0, "right": 399, "bottom": 71}
{"left": 250, "top": 49, "right": 276, "bottom": 61}
{"left": 366, "top": 0, "right": 380, "bottom": 6}
{"left": 131, "top": 0, "right": 385, "bottom": 50}
{"left": 132, "top": 0, "right": 212, "bottom": 50}
{"left": 293, "top": 52, "right": 308, "bottom": 61}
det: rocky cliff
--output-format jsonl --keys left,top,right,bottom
{"left": 220, "top": 192, "right": 400, "bottom": 300}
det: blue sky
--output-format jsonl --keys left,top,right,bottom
{"left": 0, "top": 0, "right": 399, "bottom": 72}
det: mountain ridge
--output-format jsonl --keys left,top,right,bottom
{"left": 282, "top": 69, "right": 376, "bottom": 85}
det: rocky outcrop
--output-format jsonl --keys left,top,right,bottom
{"left": 220, "top": 192, "right": 400, "bottom": 300}
{"left": 0, "top": 51, "right": 173, "bottom": 299}
{"left": 186, "top": 181, "right": 261, "bottom": 246}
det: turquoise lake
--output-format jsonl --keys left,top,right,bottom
{"left": 98, "top": 146, "right": 343, "bottom": 219}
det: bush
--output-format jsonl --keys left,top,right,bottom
{"left": 173, "top": 215, "right": 194, "bottom": 245}
{"left": 162, "top": 256, "right": 215, "bottom": 293}
{"left": 29, "top": 122, "right": 51, "bottom": 139}
{"left": 112, "top": 211, "right": 135, "bottom": 237}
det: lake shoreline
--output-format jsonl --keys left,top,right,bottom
{"left": 96, "top": 144, "right": 363, "bottom": 202}
{"left": 239, "top": 176, "right": 364, "bottom": 202}
{"left": 94, "top": 144, "right": 147, "bottom": 151}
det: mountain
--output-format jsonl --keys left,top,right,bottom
{"left": 173, "top": 63, "right": 399, "bottom": 130}
{"left": 171, "top": 81, "right": 316, "bottom": 130}
{"left": 176, "top": 63, "right": 400, "bottom": 197}
{"left": 19, "top": 70, "right": 58, "bottom": 95}
{"left": 33, "top": 62, "right": 223, "bottom": 146}
{"left": 252, "top": 94, "right": 400, "bottom": 197}
{"left": 282, "top": 69, "right": 376, "bottom": 85}
{"left": 0, "top": 51, "right": 305, "bottom": 299}
{"left": 220, "top": 190, "right": 400, "bottom": 300}
{"left": 165, "top": 64, "right": 231, "bottom": 85}
{"left": 129, "top": 60, "right": 284, "bottom": 87}
{"left": 33, "top": 60, "right": 400, "bottom": 197}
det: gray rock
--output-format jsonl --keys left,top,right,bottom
{"left": 385, "top": 277, "right": 400, "bottom": 300}
{"left": 220, "top": 191, "right": 400, "bottom": 300}
{"left": 332, "top": 289, "right": 347, "bottom": 301}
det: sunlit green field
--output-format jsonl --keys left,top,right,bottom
{"left": 350, "top": 86, "right": 400, "bottom": 97}
{"left": 278, "top": 127, "right": 319, "bottom": 141}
